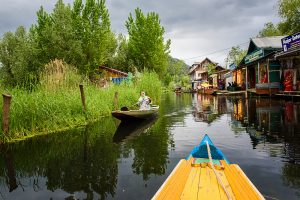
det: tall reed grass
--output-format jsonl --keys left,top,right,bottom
{"left": 0, "top": 60, "right": 162, "bottom": 142}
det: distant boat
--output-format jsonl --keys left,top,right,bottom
{"left": 152, "top": 134, "right": 265, "bottom": 200}
{"left": 111, "top": 105, "right": 159, "bottom": 121}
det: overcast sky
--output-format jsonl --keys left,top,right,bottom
{"left": 0, "top": 0, "right": 280, "bottom": 66}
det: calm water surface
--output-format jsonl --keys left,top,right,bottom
{"left": 1, "top": 93, "right": 300, "bottom": 200}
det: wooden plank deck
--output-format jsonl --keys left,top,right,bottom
{"left": 153, "top": 159, "right": 265, "bottom": 200}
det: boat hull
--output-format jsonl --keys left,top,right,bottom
{"left": 152, "top": 134, "right": 265, "bottom": 200}
{"left": 111, "top": 106, "right": 159, "bottom": 121}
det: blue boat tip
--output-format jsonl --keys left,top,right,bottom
{"left": 186, "top": 134, "right": 230, "bottom": 164}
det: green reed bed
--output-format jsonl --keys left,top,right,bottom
{"left": 0, "top": 69, "right": 161, "bottom": 142}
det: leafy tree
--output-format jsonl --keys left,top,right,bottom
{"left": 31, "top": 0, "right": 83, "bottom": 68}
{"left": 72, "top": 0, "right": 117, "bottom": 75}
{"left": 107, "top": 34, "right": 130, "bottom": 71}
{"left": 167, "top": 57, "right": 187, "bottom": 82}
{"left": 180, "top": 75, "right": 191, "bottom": 89}
{"left": 164, "top": 57, "right": 189, "bottom": 87}
{"left": 207, "top": 63, "right": 216, "bottom": 76}
{"left": 258, "top": 22, "right": 282, "bottom": 37}
{"left": 31, "top": 0, "right": 117, "bottom": 77}
{"left": 0, "top": 26, "right": 38, "bottom": 87}
{"left": 278, "top": 0, "right": 300, "bottom": 34}
{"left": 225, "top": 46, "right": 247, "bottom": 67}
{"left": 126, "top": 8, "right": 171, "bottom": 77}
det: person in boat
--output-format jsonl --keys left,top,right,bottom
{"left": 137, "top": 91, "right": 151, "bottom": 110}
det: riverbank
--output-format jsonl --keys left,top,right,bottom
{"left": 0, "top": 71, "right": 162, "bottom": 143}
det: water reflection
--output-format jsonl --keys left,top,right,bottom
{"left": 113, "top": 117, "right": 158, "bottom": 143}
{"left": 0, "top": 119, "right": 120, "bottom": 199}
{"left": 0, "top": 93, "right": 300, "bottom": 199}
{"left": 192, "top": 94, "right": 300, "bottom": 198}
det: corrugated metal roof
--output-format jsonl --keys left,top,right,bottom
{"left": 252, "top": 36, "right": 284, "bottom": 49}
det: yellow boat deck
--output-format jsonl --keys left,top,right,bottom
{"left": 152, "top": 158, "right": 265, "bottom": 200}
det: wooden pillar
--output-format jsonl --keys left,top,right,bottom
{"left": 79, "top": 84, "right": 86, "bottom": 112}
{"left": 113, "top": 92, "right": 118, "bottom": 110}
{"left": 267, "top": 59, "right": 270, "bottom": 84}
{"left": 258, "top": 62, "right": 260, "bottom": 84}
{"left": 267, "top": 59, "right": 271, "bottom": 97}
{"left": 245, "top": 66, "right": 248, "bottom": 98}
{"left": 2, "top": 94, "right": 12, "bottom": 135}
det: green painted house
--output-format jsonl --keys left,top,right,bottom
{"left": 237, "top": 36, "right": 284, "bottom": 94}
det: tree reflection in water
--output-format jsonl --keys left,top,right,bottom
{"left": 229, "top": 97, "right": 300, "bottom": 193}
{"left": 1, "top": 93, "right": 300, "bottom": 199}
{"left": 0, "top": 119, "right": 120, "bottom": 200}
{"left": 119, "top": 93, "right": 191, "bottom": 181}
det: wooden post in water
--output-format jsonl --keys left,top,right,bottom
{"left": 2, "top": 94, "right": 12, "bottom": 135}
{"left": 114, "top": 92, "right": 118, "bottom": 110}
{"left": 79, "top": 84, "right": 86, "bottom": 112}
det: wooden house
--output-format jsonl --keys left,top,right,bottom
{"left": 99, "top": 66, "right": 128, "bottom": 85}
{"left": 275, "top": 32, "right": 300, "bottom": 93}
{"left": 235, "top": 36, "right": 284, "bottom": 94}
{"left": 210, "top": 66, "right": 229, "bottom": 90}
{"left": 189, "top": 58, "right": 218, "bottom": 90}
{"left": 99, "top": 66, "right": 128, "bottom": 79}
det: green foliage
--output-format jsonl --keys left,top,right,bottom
{"left": 180, "top": 75, "right": 191, "bottom": 89}
{"left": 30, "top": 0, "right": 117, "bottom": 76}
{"left": 126, "top": 8, "right": 171, "bottom": 77}
{"left": 135, "top": 71, "right": 162, "bottom": 103}
{"left": 0, "top": 0, "right": 118, "bottom": 87}
{"left": 30, "top": 1, "right": 83, "bottom": 67}
{"left": 0, "top": 0, "right": 176, "bottom": 88}
{"left": 0, "top": 26, "right": 38, "bottom": 87}
{"left": 278, "top": 0, "right": 300, "bottom": 34}
{"left": 225, "top": 46, "right": 247, "bottom": 66}
{"left": 258, "top": 22, "right": 282, "bottom": 37}
{"left": 71, "top": 0, "right": 117, "bottom": 74}
{"left": 107, "top": 34, "right": 130, "bottom": 71}
{"left": 163, "top": 56, "right": 189, "bottom": 88}
{"left": 0, "top": 68, "right": 161, "bottom": 141}
{"left": 207, "top": 63, "right": 216, "bottom": 76}
{"left": 40, "top": 59, "right": 82, "bottom": 90}
{"left": 257, "top": 0, "right": 300, "bottom": 36}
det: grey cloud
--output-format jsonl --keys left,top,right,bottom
{"left": 0, "top": 0, "right": 280, "bottom": 65}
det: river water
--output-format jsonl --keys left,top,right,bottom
{"left": 1, "top": 93, "right": 300, "bottom": 200}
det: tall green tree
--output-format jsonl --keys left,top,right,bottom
{"left": 72, "top": 0, "right": 117, "bottom": 75}
{"left": 278, "top": 0, "right": 300, "bottom": 34}
{"left": 166, "top": 57, "right": 188, "bottom": 84}
{"left": 0, "top": 26, "right": 38, "bottom": 87}
{"left": 30, "top": 0, "right": 117, "bottom": 76}
{"left": 107, "top": 34, "right": 130, "bottom": 71}
{"left": 258, "top": 22, "right": 282, "bottom": 37}
{"left": 31, "top": 0, "right": 83, "bottom": 68}
{"left": 126, "top": 8, "right": 171, "bottom": 77}
{"left": 225, "top": 46, "right": 247, "bottom": 67}
{"left": 207, "top": 63, "right": 216, "bottom": 76}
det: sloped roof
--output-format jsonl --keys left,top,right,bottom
{"left": 251, "top": 36, "right": 284, "bottom": 49}
{"left": 189, "top": 58, "right": 218, "bottom": 74}
{"left": 99, "top": 66, "right": 128, "bottom": 76}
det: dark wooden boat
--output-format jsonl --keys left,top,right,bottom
{"left": 111, "top": 105, "right": 159, "bottom": 121}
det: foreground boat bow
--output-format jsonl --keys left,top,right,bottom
{"left": 152, "top": 134, "right": 265, "bottom": 200}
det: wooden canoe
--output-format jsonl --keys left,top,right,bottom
{"left": 152, "top": 134, "right": 265, "bottom": 200}
{"left": 111, "top": 105, "right": 159, "bottom": 121}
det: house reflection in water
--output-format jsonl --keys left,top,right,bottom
{"left": 192, "top": 94, "right": 228, "bottom": 123}
{"left": 229, "top": 97, "right": 300, "bottom": 164}
{"left": 193, "top": 94, "right": 300, "bottom": 164}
